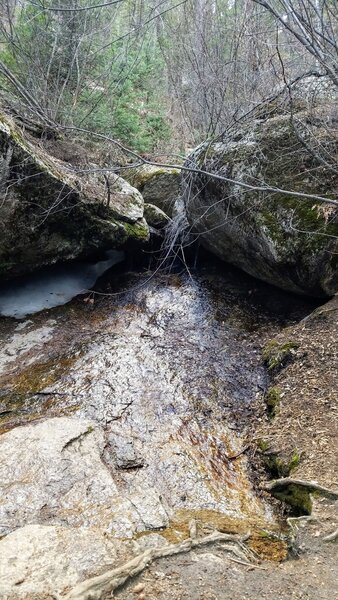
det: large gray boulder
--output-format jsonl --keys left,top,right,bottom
{"left": 0, "top": 113, "right": 149, "bottom": 278}
{"left": 183, "top": 78, "right": 338, "bottom": 297}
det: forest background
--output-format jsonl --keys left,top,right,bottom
{"left": 1, "top": 0, "right": 336, "bottom": 155}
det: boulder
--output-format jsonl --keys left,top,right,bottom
{"left": 183, "top": 78, "right": 338, "bottom": 297}
{"left": 124, "top": 164, "right": 180, "bottom": 217}
{"left": 144, "top": 202, "right": 170, "bottom": 229}
{"left": 0, "top": 113, "right": 149, "bottom": 278}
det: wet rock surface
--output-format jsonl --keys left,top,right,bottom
{"left": 0, "top": 259, "right": 319, "bottom": 598}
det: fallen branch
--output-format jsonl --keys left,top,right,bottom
{"left": 62, "top": 530, "right": 252, "bottom": 600}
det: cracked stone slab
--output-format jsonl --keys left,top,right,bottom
{"left": 0, "top": 417, "right": 118, "bottom": 535}
{"left": 0, "top": 266, "right": 294, "bottom": 599}
{"left": 0, "top": 416, "right": 173, "bottom": 539}
{"left": 0, "top": 322, "right": 56, "bottom": 376}
{"left": 0, "top": 524, "right": 119, "bottom": 599}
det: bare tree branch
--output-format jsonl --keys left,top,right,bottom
{"left": 60, "top": 124, "right": 338, "bottom": 207}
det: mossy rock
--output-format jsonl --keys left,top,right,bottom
{"left": 124, "top": 164, "right": 180, "bottom": 217}
{"left": 0, "top": 113, "right": 148, "bottom": 278}
{"left": 144, "top": 203, "right": 170, "bottom": 229}
{"left": 183, "top": 76, "right": 338, "bottom": 297}
{"left": 271, "top": 482, "right": 313, "bottom": 516}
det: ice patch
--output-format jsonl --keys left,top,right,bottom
{"left": 0, "top": 250, "right": 124, "bottom": 318}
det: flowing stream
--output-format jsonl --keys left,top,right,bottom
{"left": 0, "top": 255, "right": 318, "bottom": 596}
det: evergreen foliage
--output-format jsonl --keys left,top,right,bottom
{"left": 0, "top": 0, "right": 171, "bottom": 151}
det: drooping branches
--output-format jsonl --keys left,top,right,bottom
{"left": 252, "top": 0, "right": 338, "bottom": 86}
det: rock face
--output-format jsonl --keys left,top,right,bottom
{"left": 0, "top": 113, "right": 148, "bottom": 278}
{"left": 183, "top": 78, "right": 338, "bottom": 297}
{"left": 0, "top": 417, "right": 117, "bottom": 536}
{"left": 124, "top": 164, "right": 180, "bottom": 217}
{"left": 0, "top": 266, "right": 280, "bottom": 597}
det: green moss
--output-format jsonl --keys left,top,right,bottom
{"left": 288, "top": 450, "right": 301, "bottom": 473}
{"left": 257, "top": 439, "right": 270, "bottom": 452}
{"left": 261, "top": 448, "right": 301, "bottom": 479}
{"left": 280, "top": 197, "right": 337, "bottom": 254}
{"left": 264, "top": 453, "right": 291, "bottom": 478}
{"left": 258, "top": 193, "right": 338, "bottom": 257}
{"left": 265, "top": 386, "right": 282, "bottom": 416}
{"left": 263, "top": 340, "right": 299, "bottom": 372}
{"left": 259, "top": 205, "right": 286, "bottom": 247}
{"left": 121, "top": 219, "right": 149, "bottom": 242}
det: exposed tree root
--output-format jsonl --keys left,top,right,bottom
{"left": 262, "top": 478, "right": 338, "bottom": 515}
{"left": 323, "top": 529, "right": 338, "bottom": 543}
{"left": 262, "top": 478, "right": 338, "bottom": 499}
{"left": 286, "top": 516, "right": 316, "bottom": 529}
{"left": 62, "top": 530, "right": 252, "bottom": 600}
